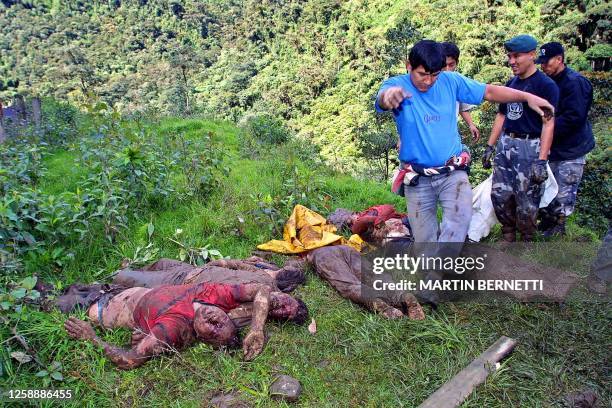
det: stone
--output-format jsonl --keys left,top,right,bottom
{"left": 270, "top": 375, "right": 302, "bottom": 402}
{"left": 208, "top": 391, "right": 250, "bottom": 408}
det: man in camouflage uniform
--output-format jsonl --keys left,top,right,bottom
{"left": 535, "top": 42, "right": 595, "bottom": 236}
{"left": 482, "top": 35, "right": 559, "bottom": 242}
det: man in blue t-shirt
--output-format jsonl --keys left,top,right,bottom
{"left": 376, "top": 40, "right": 554, "bottom": 245}
{"left": 482, "top": 35, "right": 559, "bottom": 242}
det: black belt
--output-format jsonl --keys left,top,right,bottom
{"left": 507, "top": 132, "right": 540, "bottom": 139}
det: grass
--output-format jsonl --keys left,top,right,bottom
{"left": 1, "top": 118, "right": 610, "bottom": 407}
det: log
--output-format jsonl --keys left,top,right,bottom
{"left": 418, "top": 336, "right": 517, "bottom": 408}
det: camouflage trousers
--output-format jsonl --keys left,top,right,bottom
{"left": 491, "top": 134, "right": 543, "bottom": 237}
{"left": 538, "top": 156, "right": 586, "bottom": 229}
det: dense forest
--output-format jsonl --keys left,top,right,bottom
{"left": 1, "top": 0, "right": 610, "bottom": 172}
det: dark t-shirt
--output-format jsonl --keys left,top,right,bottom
{"left": 499, "top": 70, "right": 559, "bottom": 135}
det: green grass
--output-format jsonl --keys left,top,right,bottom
{"left": 1, "top": 118, "right": 610, "bottom": 407}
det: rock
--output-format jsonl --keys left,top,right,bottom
{"left": 564, "top": 389, "right": 598, "bottom": 408}
{"left": 208, "top": 391, "right": 250, "bottom": 408}
{"left": 270, "top": 375, "right": 302, "bottom": 402}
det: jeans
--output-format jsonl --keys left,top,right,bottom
{"left": 404, "top": 170, "right": 472, "bottom": 243}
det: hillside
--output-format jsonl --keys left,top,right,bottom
{"left": 1, "top": 0, "right": 610, "bottom": 172}
{"left": 0, "top": 114, "right": 609, "bottom": 406}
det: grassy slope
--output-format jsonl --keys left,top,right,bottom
{"left": 2, "top": 118, "right": 610, "bottom": 407}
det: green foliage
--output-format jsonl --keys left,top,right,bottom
{"left": 355, "top": 114, "right": 398, "bottom": 181}
{"left": 0, "top": 100, "right": 229, "bottom": 274}
{"left": 168, "top": 228, "right": 226, "bottom": 266}
{"left": 0, "top": 0, "right": 605, "bottom": 177}
{"left": 0, "top": 276, "right": 39, "bottom": 312}
{"left": 167, "top": 130, "right": 230, "bottom": 198}
{"left": 585, "top": 43, "right": 612, "bottom": 59}
{"left": 238, "top": 113, "right": 292, "bottom": 158}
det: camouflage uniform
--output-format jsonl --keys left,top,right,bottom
{"left": 538, "top": 156, "right": 586, "bottom": 232}
{"left": 491, "top": 133, "right": 544, "bottom": 239}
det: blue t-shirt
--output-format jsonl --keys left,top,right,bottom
{"left": 499, "top": 70, "right": 559, "bottom": 135}
{"left": 375, "top": 72, "right": 486, "bottom": 167}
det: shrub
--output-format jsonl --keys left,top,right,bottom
{"left": 239, "top": 113, "right": 291, "bottom": 155}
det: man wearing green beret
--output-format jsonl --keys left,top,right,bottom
{"left": 483, "top": 34, "right": 559, "bottom": 242}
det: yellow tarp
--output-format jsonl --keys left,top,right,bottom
{"left": 257, "top": 204, "right": 364, "bottom": 254}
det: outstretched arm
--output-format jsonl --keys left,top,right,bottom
{"left": 65, "top": 317, "right": 162, "bottom": 370}
{"left": 234, "top": 284, "right": 271, "bottom": 360}
{"left": 377, "top": 87, "right": 412, "bottom": 110}
{"left": 484, "top": 84, "right": 554, "bottom": 120}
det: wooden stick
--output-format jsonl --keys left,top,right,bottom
{"left": 418, "top": 336, "right": 517, "bottom": 408}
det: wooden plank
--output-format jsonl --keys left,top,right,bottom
{"left": 418, "top": 336, "right": 517, "bottom": 408}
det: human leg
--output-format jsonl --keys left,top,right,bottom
{"left": 539, "top": 157, "right": 586, "bottom": 236}
{"left": 405, "top": 176, "right": 439, "bottom": 243}
{"left": 514, "top": 138, "right": 542, "bottom": 241}
{"left": 491, "top": 135, "right": 518, "bottom": 241}
{"left": 437, "top": 170, "right": 473, "bottom": 243}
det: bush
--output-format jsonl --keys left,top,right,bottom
{"left": 239, "top": 113, "right": 291, "bottom": 155}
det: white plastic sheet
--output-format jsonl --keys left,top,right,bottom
{"left": 468, "top": 165, "right": 558, "bottom": 242}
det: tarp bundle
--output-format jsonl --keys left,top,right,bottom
{"left": 257, "top": 205, "right": 364, "bottom": 254}
{"left": 468, "top": 165, "right": 559, "bottom": 241}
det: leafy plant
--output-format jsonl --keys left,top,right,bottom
{"left": 168, "top": 229, "right": 226, "bottom": 266}
{"left": 168, "top": 130, "right": 229, "bottom": 198}
{"left": 0, "top": 276, "right": 40, "bottom": 313}
{"left": 35, "top": 361, "right": 64, "bottom": 385}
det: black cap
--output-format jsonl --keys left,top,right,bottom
{"left": 536, "top": 42, "right": 564, "bottom": 64}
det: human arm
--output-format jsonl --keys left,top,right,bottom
{"left": 377, "top": 86, "right": 412, "bottom": 111}
{"left": 460, "top": 111, "right": 480, "bottom": 141}
{"left": 234, "top": 284, "right": 271, "bottom": 360}
{"left": 538, "top": 117, "right": 554, "bottom": 160}
{"left": 554, "top": 79, "right": 591, "bottom": 138}
{"left": 529, "top": 117, "right": 555, "bottom": 183}
{"left": 482, "top": 113, "right": 506, "bottom": 169}
{"left": 484, "top": 85, "right": 554, "bottom": 120}
{"left": 65, "top": 317, "right": 162, "bottom": 370}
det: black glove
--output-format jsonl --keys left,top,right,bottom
{"left": 530, "top": 159, "right": 548, "bottom": 183}
{"left": 482, "top": 145, "right": 495, "bottom": 169}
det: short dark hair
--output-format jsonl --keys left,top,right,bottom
{"left": 275, "top": 267, "right": 306, "bottom": 292}
{"left": 290, "top": 298, "right": 309, "bottom": 326}
{"left": 408, "top": 40, "right": 445, "bottom": 73}
{"left": 441, "top": 42, "right": 460, "bottom": 63}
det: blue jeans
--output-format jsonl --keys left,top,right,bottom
{"left": 404, "top": 170, "right": 472, "bottom": 243}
